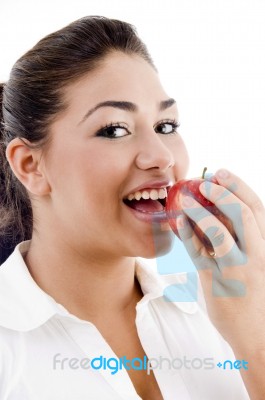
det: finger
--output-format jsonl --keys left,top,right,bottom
{"left": 176, "top": 214, "right": 215, "bottom": 271}
{"left": 179, "top": 194, "right": 245, "bottom": 269}
{"left": 213, "top": 168, "right": 265, "bottom": 239}
{"left": 180, "top": 194, "right": 236, "bottom": 256}
{"left": 199, "top": 180, "right": 262, "bottom": 252}
{"left": 177, "top": 214, "right": 247, "bottom": 298}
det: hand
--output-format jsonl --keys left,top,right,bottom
{"left": 177, "top": 168, "right": 265, "bottom": 350}
{"left": 177, "top": 168, "right": 265, "bottom": 398}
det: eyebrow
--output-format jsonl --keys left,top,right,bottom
{"left": 78, "top": 98, "right": 176, "bottom": 125}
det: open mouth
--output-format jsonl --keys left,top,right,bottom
{"left": 123, "top": 187, "right": 169, "bottom": 214}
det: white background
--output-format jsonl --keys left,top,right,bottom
{"left": 1, "top": 0, "right": 265, "bottom": 200}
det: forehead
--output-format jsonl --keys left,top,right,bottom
{"left": 63, "top": 52, "right": 173, "bottom": 111}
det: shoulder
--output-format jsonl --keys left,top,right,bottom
{"left": 0, "top": 241, "right": 61, "bottom": 331}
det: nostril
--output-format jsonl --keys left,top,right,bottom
{"left": 135, "top": 144, "right": 175, "bottom": 172}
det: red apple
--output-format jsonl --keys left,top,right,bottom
{"left": 165, "top": 168, "right": 236, "bottom": 253}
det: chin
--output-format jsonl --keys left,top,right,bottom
{"left": 137, "top": 228, "right": 175, "bottom": 259}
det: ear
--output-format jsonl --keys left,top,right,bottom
{"left": 5, "top": 138, "right": 51, "bottom": 196}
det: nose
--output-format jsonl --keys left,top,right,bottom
{"left": 135, "top": 130, "right": 175, "bottom": 172}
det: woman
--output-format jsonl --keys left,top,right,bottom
{"left": 0, "top": 16, "right": 264, "bottom": 399}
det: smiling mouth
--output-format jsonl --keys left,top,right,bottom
{"left": 123, "top": 188, "right": 168, "bottom": 214}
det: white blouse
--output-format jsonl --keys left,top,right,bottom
{"left": 0, "top": 242, "right": 249, "bottom": 399}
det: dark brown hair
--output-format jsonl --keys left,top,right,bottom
{"left": 0, "top": 16, "right": 154, "bottom": 264}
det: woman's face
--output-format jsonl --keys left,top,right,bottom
{"left": 42, "top": 52, "right": 189, "bottom": 259}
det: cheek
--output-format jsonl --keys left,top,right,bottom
{"left": 45, "top": 140, "right": 129, "bottom": 207}
{"left": 180, "top": 139, "right": 190, "bottom": 174}
{"left": 41, "top": 141, "right": 90, "bottom": 205}
{"left": 171, "top": 135, "right": 190, "bottom": 178}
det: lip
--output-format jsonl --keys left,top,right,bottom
{"left": 123, "top": 179, "right": 173, "bottom": 198}
{"left": 122, "top": 179, "right": 175, "bottom": 225}
{"left": 124, "top": 204, "right": 169, "bottom": 224}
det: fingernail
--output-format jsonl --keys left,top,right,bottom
{"left": 200, "top": 180, "right": 212, "bottom": 193}
{"left": 216, "top": 169, "right": 230, "bottom": 180}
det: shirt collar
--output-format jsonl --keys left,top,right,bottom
{"left": 0, "top": 241, "right": 67, "bottom": 331}
{"left": 0, "top": 241, "right": 197, "bottom": 332}
{"left": 135, "top": 259, "right": 198, "bottom": 314}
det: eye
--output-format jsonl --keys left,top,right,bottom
{"left": 96, "top": 123, "right": 131, "bottom": 139}
{"left": 155, "top": 120, "right": 180, "bottom": 135}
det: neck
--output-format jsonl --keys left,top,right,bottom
{"left": 24, "top": 234, "right": 143, "bottom": 322}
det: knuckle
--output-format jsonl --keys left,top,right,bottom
{"left": 241, "top": 205, "right": 253, "bottom": 223}
{"left": 251, "top": 197, "right": 265, "bottom": 213}
{"left": 212, "top": 231, "right": 225, "bottom": 247}
{"left": 215, "top": 188, "right": 231, "bottom": 202}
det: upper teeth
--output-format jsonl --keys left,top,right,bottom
{"left": 126, "top": 188, "right": 167, "bottom": 201}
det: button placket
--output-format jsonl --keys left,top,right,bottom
{"left": 135, "top": 305, "right": 192, "bottom": 400}
{"left": 58, "top": 318, "right": 142, "bottom": 400}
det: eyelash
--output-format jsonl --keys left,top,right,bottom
{"left": 156, "top": 119, "right": 180, "bottom": 135}
{"left": 95, "top": 119, "right": 180, "bottom": 139}
{"left": 95, "top": 122, "right": 130, "bottom": 139}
